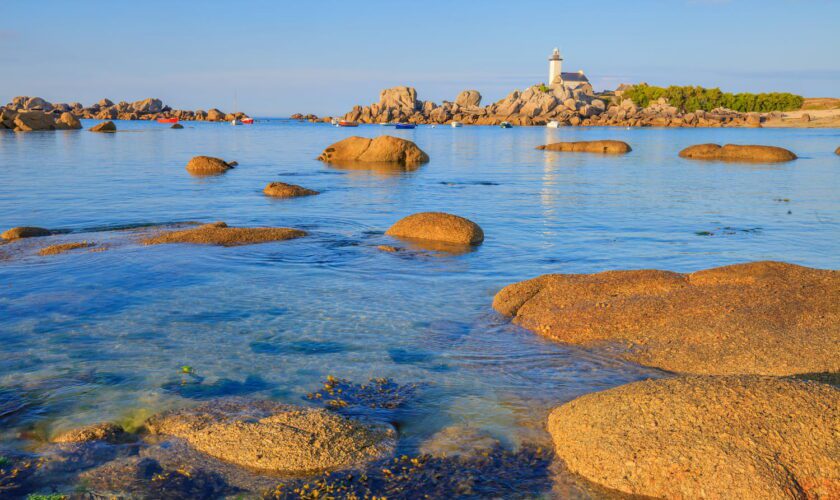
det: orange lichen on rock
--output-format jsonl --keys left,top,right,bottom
{"left": 185, "top": 156, "right": 236, "bottom": 175}
{"left": 493, "top": 261, "right": 839, "bottom": 375}
{"left": 386, "top": 212, "right": 484, "bottom": 246}
{"left": 548, "top": 376, "right": 840, "bottom": 499}
{"left": 145, "top": 398, "right": 396, "bottom": 473}
{"left": 140, "top": 222, "right": 306, "bottom": 247}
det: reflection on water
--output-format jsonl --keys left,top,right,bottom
{"left": 1, "top": 119, "right": 838, "bottom": 496}
{"left": 325, "top": 159, "right": 423, "bottom": 177}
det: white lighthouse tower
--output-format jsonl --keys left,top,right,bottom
{"left": 548, "top": 48, "right": 563, "bottom": 86}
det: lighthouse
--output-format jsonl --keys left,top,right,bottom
{"left": 548, "top": 48, "right": 563, "bottom": 86}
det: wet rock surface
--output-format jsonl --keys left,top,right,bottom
{"left": 145, "top": 398, "right": 396, "bottom": 474}
{"left": 140, "top": 222, "right": 306, "bottom": 247}
{"left": 80, "top": 456, "right": 239, "bottom": 499}
{"left": 52, "top": 422, "right": 129, "bottom": 444}
{"left": 679, "top": 143, "right": 797, "bottom": 162}
{"left": 1, "top": 226, "right": 51, "bottom": 240}
{"left": 318, "top": 136, "right": 429, "bottom": 166}
{"left": 386, "top": 212, "right": 484, "bottom": 246}
{"left": 493, "top": 261, "right": 840, "bottom": 375}
{"left": 548, "top": 375, "right": 840, "bottom": 499}
{"left": 37, "top": 241, "right": 96, "bottom": 256}
{"left": 537, "top": 140, "right": 632, "bottom": 154}
{"left": 263, "top": 182, "right": 319, "bottom": 198}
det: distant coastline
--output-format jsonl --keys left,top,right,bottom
{"left": 1, "top": 96, "right": 250, "bottom": 132}
{"left": 296, "top": 85, "right": 840, "bottom": 129}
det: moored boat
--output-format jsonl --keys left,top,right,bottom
{"left": 231, "top": 118, "right": 240, "bottom": 126}
{"left": 338, "top": 120, "right": 359, "bottom": 127}
{"left": 241, "top": 117, "right": 254, "bottom": 124}
{"left": 395, "top": 123, "right": 416, "bottom": 129}
{"left": 546, "top": 120, "right": 560, "bottom": 128}
{"left": 450, "top": 121, "right": 463, "bottom": 128}
{"left": 156, "top": 117, "right": 179, "bottom": 124}
{"left": 500, "top": 121, "right": 513, "bottom": 129}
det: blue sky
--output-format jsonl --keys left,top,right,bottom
{"left": 1, "top": 0, "right": 838, "bottom": 116}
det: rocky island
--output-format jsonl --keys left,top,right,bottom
{"left": 1, "top": 96, "right": 250, "bottom": 131}
{"left": 301, "top": 85, "right": 839, "bottom": 128}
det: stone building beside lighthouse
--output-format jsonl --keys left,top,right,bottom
{"left": 548, "top": 48, "right": 590, "bottom": 90}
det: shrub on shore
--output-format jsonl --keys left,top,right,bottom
{"left": 623, "top": 84, "right": 803, "bottom": 112}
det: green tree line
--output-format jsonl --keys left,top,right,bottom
{"left": 623, "top": 84, "right": 803, "bottom": 112}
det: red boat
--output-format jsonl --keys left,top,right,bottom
{"left": 338, "top": 120, "right": 358, "bottom": 127}
{"left": 241, "top": 117, "right": 254, "bottom": 124}
{"left": 156, "top": 117, "right": 179, "bottom": 124}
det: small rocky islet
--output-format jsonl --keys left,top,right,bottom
{"left": 185, "top": 155, "right": 238, "bottom": 175}
{"left": 679, "top": 143, "right": 798, "bottom": 162}
{"left": 263, "top": 182, "right": 319, "bottom": 198}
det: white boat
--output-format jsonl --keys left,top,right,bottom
{"left": 450, "top": 121, "right": 462, "bottom": 128}
{"left": 231, "top": 119, "right": 240, "bottom": 126}
{"left": 546, "top": 120, "right": 560, "bottom": 128}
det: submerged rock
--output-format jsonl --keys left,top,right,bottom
{"left": 386, "top": 212, "right": 484, "bottom": 246}
{"left": 493, "top": 261, "right": 839, "bottom": 375}
{"left": 267, "top": 444, "right": 556, "bottom": 500}
{"left": 185, "top": 155, "right": 235, "bottom": 175}
{"left": 318, "top": 136, "right": 429, "bottom": 166}
{"left": 548, "top": 376, "right": 840, "bottom": 499}
{"left": 81, "top": 456, "right": 237, "bottom": 499}
{"left": 835, "top": 146, "right": 840, "bottom": 155}
{"left": 263, "top": 181, "right": 319, "bottom": 198}
{"left": 145, "top": 398, "right": 396, "bottom": 474}
{"left": 679, "top": 143, "right": 796, "bottom": 162}
{"left": 376, "top": 244, "right": 402, "bottom": 253}
{"left": 171, "top": 123, "right": 184, "bottom": 129}
{"left": 37, "top": 241, "right": 95, "bottom": 256}
{"left": 52, "top": 422, "right": 129, "bottom": 444}
{"left": 89, "top": 120, "right": 117, "bottom": 133}
{"left": 419, "top": 425, "right": 500, "bottom": 459}
{"left": 1, "top": 226, "right": 51, "bottom": 240}
{"left": 536, "top": 140, "right": 631, "bottom": 154}
{"left": 140, "top": 222, "right": 306, "bottom": 247}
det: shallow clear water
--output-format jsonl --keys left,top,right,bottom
{"left": 1, "top": 120, "right": 838, "bottom": 493}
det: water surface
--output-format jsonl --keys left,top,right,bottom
{"left": 1, "top": 120, "right": 838, "bottom": 495}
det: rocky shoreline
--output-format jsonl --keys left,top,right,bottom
{"left": 294, "top": 85, "right": 840, "bottom": 128}
{"left": 1, "top": 96, "right": 249, "bottom": 131}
